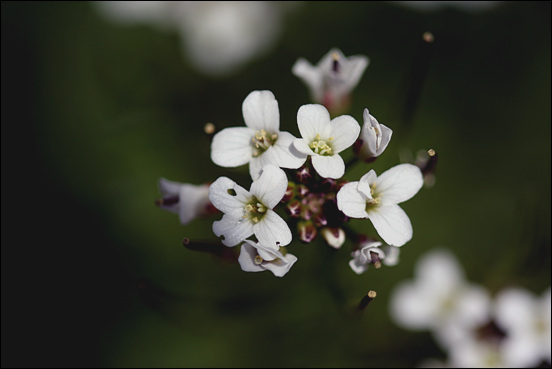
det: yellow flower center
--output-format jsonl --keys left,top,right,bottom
{"left": 252, "top": 130, "right": 278, "bottom": 157}
{"left": 309, "top": 134, "right": 334, "bottom": 156}
{"left": 243, "top": 196, "right": 267, "bottom": 223}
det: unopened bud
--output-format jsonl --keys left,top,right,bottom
{"left": 281, "top": 182, "right": 295, "bottom": 203}
{"left": 318, "top": 178, "right": 336, "bottom": 192}
{"left": 321, "top": 227, "right": 345, "bottom": 249}
{"left": 296, "top": 184, "right": 309, "bottom": 198}
{"left": 313, "top": 212, "right": 328, "bottom": 227}
{"left": 285, "top": 200, "right": 302, "bottom": 218}
{"left": 295, "top": 165, "right": 314, "bottom": 184}
{"left": 298, "top": 221, "right": 318, "bottom": 244}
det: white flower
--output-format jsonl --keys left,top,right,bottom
{"left": 349, "top": 240, "right": 385, "bottom": 275}
{"left": 238, "top": 240, "right": 297, "bottom": 277}
{"left": 355, "top": 108, "right": 393, "bottom": 160}
{"left": 208, "top": 164, "right": 292, "bottom": 249}
{"left": 493, "top": 286, "right": 551, "bottom": 367}
{"left": 336, "top": 163, "right": 423, "bottom": 246}
{"left": 157, "top": 178, "right": 211, "bottom": 225}
{"left": 389, "top": 249, "right": 492, "bottom": 351}
{"left": 211, "top": 90, "right": 306, "bottom": 180}
{"left": 292, "top": 48, "right": 369, "bottom": 114}
{"left": 95, "top": 1, "right": 296, "bottom": 76}
{"left": 292, "top": 104, "right": 360, "bottom": 179}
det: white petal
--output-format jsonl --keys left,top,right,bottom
{"left": 328, "top": 115, "right": 360, "bottom": 153}
{"left": 349, "top": 259, "right": 368, "bottom": 275}
{"left": 336, "top": 182, "right": 368, "bottom": 218}
{"left": 242, "top": 90, "right": 280, "bottom": 132}
{"left": 311, "top": 154, "right": 345, "bottom": 179}
{"left": 158, "top": 178, "right": 182, "bottom": 196}
{"left": 248, "top": 156, "right": 265, "bottom": 181}
{"left": 389, "top": 281, "right": 436, "bottom": 330}
{"left": 238, "top": 242, "right": 265, "bottom": 273}
{"left": 263, "top": 253, "right": 298, "bottom": 277}
{"left": 254, "top": 209, "right": 292, "bottom": 248}
{"left": 292, "top": 138, "right": 314, "bottom": 156}
{"left": 208, "top": 176, "right": 250, "bottom": 214}
{"left": 269, "top": 131, "right": 308, "bottom": 169}
{"left": 343, "top": 55, "right": 369, "bottom": 89}
{"left": 297, "top": 104, "right": 331, "bottom": 142}
{"left": 377, "top": 123, "right": 393, "bottom": 155}
{"left": 249, "top": 164, "right": 287, "bottom": 209}
{"left": 375, "top": 163, "right": 423, "bottom": 205}
{"left": 211, "top": 126, "right": 255, "bottom": 167}
{"left": 415, "top": 249, "right": 465, "bottom": 293}
{"left": 494, "top": 287, "right": 535, "bottom": 331}
{"left": 178, "top": 183, "right": 210, "bottom": 225}
{"left": 367, "top": 204, "right": 413, "bottom": 246}
{"left": 357, "top": 170, "right": 377, "bottom": 198}
{"left": 212, "top": 214, "right": 254, "bottom": 247}
{"left": 292, "top": 58, "right": 323, "bottom": 102}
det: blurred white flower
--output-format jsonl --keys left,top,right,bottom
{"left": 390, "top": 1, "right": 502, "bottom": 13}
{"left": 238, "top": 240, "right": 297, "bottom": 277}
{"left": 95, "top": 1, "right": 298, "bottom": 76}
{"left": 292, "top": 104, "right": 360, "bottom": 179}
{"left": 389, "top": 249, "right": 492, "bottom": 350}
{"left": 336, "top": 163, "right": 423, "bottom": 246}
{"left": 211, "top": 90, "right": 305, "bottom": 180}
{"left": 208, "top": 164, "right": 291, "bottom": 249}
{"left": 493, "top": 287, "right": 551, "bottom": 367}
{"left": 156, "top": 178, "right": 211, "bottom": 225}
{"left": 292, "top": 48, "right": 369, "bottom": 114}
{"left": 354, "top": 108, "right": 393, "bottom": 161}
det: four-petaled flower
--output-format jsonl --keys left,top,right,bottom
{"left": 354, "top": 108, "right": 393, "bottom": 161}
{"left": 208, "top": 164, "right": 292, "bottom": 249}
{"left": 336, "top": 163, "right": 423, "bottom": 246}
{"left": 238, "top": 240, "right": 298, "bottom": 277}
{"left": 293, "top": 104, "right": 360, "bottom": 179}
{"left": 156, "top": 178, "right": 212, "bottom": 225}
{"left": 292, "top": 48, "right": 369, "bottom": 115}
{"left": 211, "top": 90, "right": 305, "bottom": 180}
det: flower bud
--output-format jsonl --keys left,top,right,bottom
{"left": 295, "top": 165, "right": 314, "bottom": 184}
{"left": 321, "top": 227, "right": 345, "bottom": 249}
{"left": 298, "top": 220, "right": 318, "bottom": 244}
{"left": 285, "top": 200, "right": 302, "bottom": 218}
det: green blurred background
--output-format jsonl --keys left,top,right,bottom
{"left": 2, "top": 1, "right": 550, "bottom": 367}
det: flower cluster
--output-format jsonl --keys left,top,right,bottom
{"left": 390, "top": 249, "right": 551, "bottom": 368}
{"left": 156, "top": 48, "right": 433, "bottom": 278}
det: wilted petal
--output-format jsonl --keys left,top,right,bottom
{"left": 211, "top": 126, "right": 255, "bottom": 167}
{"left": 242, "top": 90, "right": 280, "bottom": 132}
{"left": 238, "top": 242, "right": 265, "bottom": 273}
{"left": 367, "top": 204, "right": 413, "bottom": 246}
{"left": 262, "top": 252, "right": 298, "bottom": 277}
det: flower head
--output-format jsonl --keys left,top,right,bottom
{"left": 292, "top": 104, "right": 360, "bottom": 179}
{"left": 354, "top": 108, "right": 393, "bottom": 161}
{"left": 292, "top": 48, "right": 369, "bottom": 115}
{"left": 156, "top": 178, "right": 212, "bottom": 225}
{"left": 208, "top": 164, "right": 292, "bottom": 249}
{"left": 336, "top": 163, "right": 423, "bottom": 246}
{"left": 211, "top": 90, "right": 305, "bottom": 180}
{"left": 349, "top": 239, "right": 385, "bottom": 274}
{"left": 493, "top": 286, "right": 551, "bottom": 367}
{"left": 389, "top": 249, "right": 492, "bottom": 350}
{"left": 238, "top": 240, "right": 297, "bottom": 277}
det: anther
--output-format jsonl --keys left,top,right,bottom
{"left": 331, "top": 51, "right": 340, "bottom": 72}
{"left": 358, "top": 290, "right": 377, "bottom": 312}
{"left": 204, "top": 122, "right": 215, "bottom": 135}
{"left": 254, "top": 255, "right": 264, "bottom": 265}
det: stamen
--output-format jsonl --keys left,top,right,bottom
{"left": 331, "top": 52, "right": 340, "bottom": 72}
{"left": 254, "top": 255, "right": 264, "bottom": 265}
{"left": 358, "top": 290, "right": 377, "bottom": 311}
{"left": 309, "top": 133, "right": 333, "bottom": 156}
{"left": 251, "top": 130, "right": 278, "bottom": 157}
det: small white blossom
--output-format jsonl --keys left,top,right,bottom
{"left": 389, "top": 249, "right": 492, "bottom": 351}
{"left": 292, "top": 48, "right": 369, "bottom": 114}
{"left": 356, "top": 108, "right": 393, "bottom": 160}
{"left": 493, "top": 286, "right": 551, "bottom": 367}
{"left": 336, "top": 163, "right": 423, "bottom": 246}
{"left": 208, "top": 164, "right": 292, "bottom": 249}
{"left": 292, "top": 104, "right": 360, "bottom": 179}
{"left": 238, "top": 240, "right": 297, "bottom": 277}
{"left": 211, "top": 90, "right": 305, "bottom": 180}
{"left": 157, "top": 178, "right": 211, "bottom": 225}
{"left": 349, "top": 240, "right": 385, "bottom": 275}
